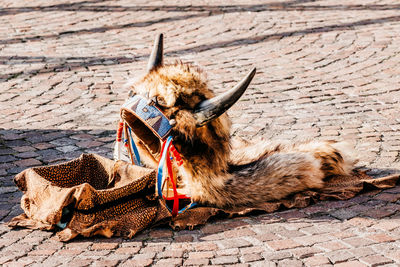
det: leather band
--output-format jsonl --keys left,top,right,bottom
{"left": 121, "top": 95, "right": 172, "bottom": 140}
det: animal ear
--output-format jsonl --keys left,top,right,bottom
{"left": 193, "top": 68, "right": 256, "bottom": 127}
{"left": 147, "top": 33, "right": 163, "bottom": 72}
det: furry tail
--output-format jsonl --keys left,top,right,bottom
{"left": 293, "top": 140, "right": 357, "bottom": 177}
{"left": 205, "top": 140, "right": 359, "bottom": 207}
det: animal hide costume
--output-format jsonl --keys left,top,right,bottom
{"left": 9, "top": 34, "right": 400, "bottom": 241}
{"left": 115, "top": 34, "right": 359, "bottom": 208}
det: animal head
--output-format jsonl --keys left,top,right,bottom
{"left": 125, "top": 34, "right": 256, "bottom": 172}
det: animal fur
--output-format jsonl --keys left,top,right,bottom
{"left": 123, "top": 62, "right": 357, "bottom": 208}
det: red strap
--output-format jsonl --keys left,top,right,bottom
{"left": 170, "top": 144, "right": 183, "bottom": 166}
{"left": 166, "top": 146, "right": 179, "bottom": 216}
{"left": 116, "top": 121, "right": 124, "bottom": 142}
{"left": 159, "top": 139, "right": 167, "bottom": 163}
{"left": 158, "top": 139, "right": 190, "bottom": 217}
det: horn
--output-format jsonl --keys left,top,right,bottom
{"left": 194, "top": 67, "right": 256, "bottom": 127}
{"left": 147, "top": 33, "right": 163, "bottom": 72}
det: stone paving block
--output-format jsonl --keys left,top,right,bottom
{"left": 217, "top": 238, "right": 252, "bottom": 249}
{"left": 14, "top": 158, "right": 41, "bottom": 167}
{"left": 375, "top": 193, "right": 400, "bottom": 203}
{"left": 362, "top": 209, "right": 396, "bottom": 219}
{"left": 113, "top": 247, "right": 140, "bottom": 255}
{"left": 91, "top": 259, "right": 121, "bottom": 267}
{"left": 211, "top": 255, "right": 239, "bottom": 265}
{"left": 183, "top": 258, "right": 210, "bottom": 266}
{"left": 28, "top": 249, "right": 57, "bottom": 256}
{"left": 0, "top": 155, "right": 17, "bottom": 163}
{"left": 327, "top": 250, "right": 354, "bottom": 264}
{"left": 67, "top": 259, "right": 94, "bottom": 267}
{"left": 56, "top": 145, "right": 79, "bottom": 153}
{"left": 0, "top": 252, "right": 25, "bottom": 265}
{"left": 386, "top": 250, "right": 400, "bottom": 262}
{"left": 105, "top": 253, "right": 131, "bottom": 262}
{"left": 277, "top": 229, "right": 306, "bottom": 238}
{"left": 33, "top": 143, "right": 55, "bottom": 150}
{"left": 64, "top": 241, "right": 93, "bottom": 250}
{"left": 277, "top": 258, "right": 303, "bottom": 267}
{"left": 77, "top": 249, "right": 111, "bottom": 260}
{"left": 91, "top": 242, "right": 119, "bottom": 250}
{"left": 187, "top": 251, "right": 214, "bottom": 259}
{"left": 288, "top": 246, "right": 323, "bottom": 259}
{"left": 121, "top": 258, "right": 153, "bottom": 266}
{"left": 343, "top": 237, "right": 376, "bottom": 248}
{"left": 56, "top": 249, "right": 84, "bottom": 256}
{"left": 370, "top": 220, "right": 400, "bottom": 231}
{"left": 253, "top": 233, "right": 280, "bottom": 242}
{"left": 240, "top": 246, "right": 265, "bottom": 255}
{"left": 158, "top": 249, "right": 184, "bottom": 258}
{"left": 2, "top": 242, "right": 34, "bottom": 253}
{"left": 317, "top": 241, "right": 349, "bottom": 251}
{"left": 262, "top": 251, "right": 292, "bottom": 261}
{"left": 241, "top": 253, "right": 263, "bottom": 263}
{"left": 17, "top": 256, "right": 47, "bottom": 265}
{"left": 141, "top": 243, "right": 167, "bottom": 252}
{"left": 153, "top": 258, "right": 183, "bottom": 266}
{"left": 348, "top": 247, "right": 376, "bottom": 258}
{"left": 200, "top": 224, "right": 226, "bottom": 234}
{"left": 36, "top": 240, "right": 63, "bottom": 250}
{"left": 224, "top": 228, "right": 256, "bottom": 238}
{"left": 230, "top": 264, "right": 250, "bottom": 267}
{"left": 266, "top": 239, "right": 302, "bottom": 251}
{"left": 345, "top": 217, "right": 374, "bottom": 227}
{"left": 330, "top": 209, "right": 360, "bottom": 220}
{"left": 359, "top": 255, "right": 394, "bottom": 266}
{"left": 217, "top": 247, "right": 240, "bottom": 256}
{"left": 249, "top": 261, "right": 276, "bottom": 267}
{"left": 300, "top": 225, "right": 335, "bottom": 235}
{"left": 303, "top": 255, "right": 331, "bottom": 266}
{"left": 332, "top": 230, "right": 358, "bottom": 240}
{"left": 334, "top": 260, "right": 367, "bottom": 267}
{"left": 366, "top": 233, "right": 395, "bottom": 243}
{"left": 132, "top": 252, "right": 156, "bottom": 261}
{"left": 174, "top": 234, "right": 194, "bottom": 242}
{"left": 193, "top": 242, "right": 218, "bottom": 251}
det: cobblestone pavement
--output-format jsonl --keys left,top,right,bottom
{"left": 1, "top": 0, "right": 400, "bottom": 266}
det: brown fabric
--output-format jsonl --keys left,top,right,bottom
{"left": 9, "top": 154, "right": 400, "bottom": 241}
{"left": 172, "top": 171, "right": 400, "bottom": 230}
{"left": 9, "top": 154, "right": 171, "bottom": 241}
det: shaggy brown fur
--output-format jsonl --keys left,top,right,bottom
{"left": 123, "top": 62, "right": 357, "bottom": 208}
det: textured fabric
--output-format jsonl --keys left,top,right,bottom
{"left": 172, "top": 171, "right": 400, "bottom": 230}
{"left": 9, "top": 154, "right": 400, "bottom": 241}
{"left": 9, "top": 154, "right": 171, "bottom": 241}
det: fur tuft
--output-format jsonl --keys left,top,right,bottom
{"left": 330, "top": 141, "right": 358, "bottom": 175}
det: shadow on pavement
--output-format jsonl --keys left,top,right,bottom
{"left": 1, "top": 0, "right": 400, "bottom": 16}
{"left": 1, "top": 13, "right": 400, "bottom": 81}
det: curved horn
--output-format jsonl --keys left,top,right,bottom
{"left": 194, "top": 67, "right": 256, "bottom": 127}
{"left": 147, "top": 33, "right": 163, "bottom": 72}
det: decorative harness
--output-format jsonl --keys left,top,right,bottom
{"left": 115, "top": 95, "right": 196, "bottom": 217}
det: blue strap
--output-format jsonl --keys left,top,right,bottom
{"left": 178, "top": 202, "right": 198, "bottom": 214}
{"left": 127, "top": 127, "right": 141, "bottom": 166}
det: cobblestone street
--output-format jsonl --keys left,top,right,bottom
{"left": 1, "top": 0, "right": 400, "bottom": 266}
